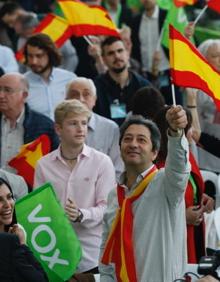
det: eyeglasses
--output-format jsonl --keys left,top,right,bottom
{"left": 0, "top": 86, "right": 23, "bottom": 95}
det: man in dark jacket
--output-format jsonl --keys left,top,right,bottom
{"left": 94, "top": 36, "right": 150, "bottom": 125}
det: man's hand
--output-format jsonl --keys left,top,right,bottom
{"left": 186, "top": 206, "right": 204, "bottom": 226}
{"left": 201, "top": 193, "right": 215, "bottom": 214}
{"left": 184, "top": 22, "right": 195, "bottom": 39}
{"left": 65, "top": 198, "right": 80, "bottom": 222}
{"left": 166, "top": 105, "right": 187, "bottom": 131}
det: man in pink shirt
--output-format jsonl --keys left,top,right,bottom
{"left": 34, "top": 99, "right": 116, "bottom": 273}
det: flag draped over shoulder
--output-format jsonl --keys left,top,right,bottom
{"left": 15, "top": 183, "right": 82, "bottom": 282}
{"left": 57, "top": 0, "right": 119, "bottom": 37}
{"left": 174, "top": 0, "right": 197, "bottom": 7}
{"left": 207, "top": 0, "right": 220, "bottom": 14}
{"left": 8, "top": 135, "right": 51, "bottom": 187}
{"left": 169, "top": 25, "right": 220, "bottom": 111}
{"left": 102, "top": 166, "right": 158, "bottom": 282}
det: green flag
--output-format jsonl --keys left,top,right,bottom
{"left": 156, "top": 0, "right": 172, "bottom": 10}
{"left": 15, "top": 183, "right": 82, "bottom": 282}
{"left": 161, "top": 2, "right": 188, "bottom": 48}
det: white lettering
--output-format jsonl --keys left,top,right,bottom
{"left": 28, "top": 204, "right": 51, "bottom": 223}
{"left": 41, "top": 249, "right": 69, "bottom": 269}
{"left": 31, "top": 225, "right": 56, "bottom": 253}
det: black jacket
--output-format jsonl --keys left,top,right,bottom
{"left": 0, "top": 233, "right": 48, "bottom": 282}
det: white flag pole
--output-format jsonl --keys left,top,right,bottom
{"left": 83, "top": 35, "right": 93, "bottom": 46}
{"left": 193, "top": 5, "right": 208, "bottom": 26}
{"left": 171, "top": 83, "right": 176, "bottom": 106}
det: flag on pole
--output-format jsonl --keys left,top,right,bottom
{"left": 33, "top": 13, "right": 72, "bottom": 47}
{"left": 8, "top": 135, "right": 51, "bottom": 187}
{"left": 174, "top": 0, "right": 197, "bottom": 7}
{"left": 207, "top": 0, "right": 220, "bottom": 14}
{"left": 161, "top": 1, "right": 188, "bottom": 48}
{"left": 169, "top": 24, "right": 220, "bottom": 111}
{"left": 15, "top": 183, "right": 82, "bottom": 282}
{"left": 57, "top": 0, "right": 119, "bottom": 37}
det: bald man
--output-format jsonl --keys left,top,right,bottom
{"left": 0, "top": 72, "right": 59, "bottom": 174}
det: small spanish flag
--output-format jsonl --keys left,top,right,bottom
{"left": 169, "top": 25, "right": 220, "bottom": 111}
{"left": 58, "top": 0, "right": 119, "bottom": 37}
{"left": 174, "top": 0, "right": 197, "bottom": 7}
{"left": 8, "top": 135, "right": 51, "bottom": 187}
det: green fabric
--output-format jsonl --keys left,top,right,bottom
{"left": 161, "top": 2, "right": 188, "bottom": 48}
{"left": 15, "top": 183, "right": 82, "bottom": 282}
{"left": 156, "top": 0, "right": 172, "bottom": 10}
{"left": 126, "top": 0, "right": 143, "bottom": 11}
{"left": 195, "top": 26, "right": 220, "bottom": 44}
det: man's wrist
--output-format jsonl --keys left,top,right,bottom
{"left": 74, "top": 209, "right": 83, "bottom": 223}
{"left": 168, "top": 127, "right": 183, "bottom": 137}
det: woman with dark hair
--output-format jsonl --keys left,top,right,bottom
{"left": 0, "top": 177, "right": 48, "bottom": 282}
{"left": 155, "top": 106, "right": 214, "bottom": 264}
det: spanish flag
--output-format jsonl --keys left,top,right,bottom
{"left": 207, "top": 0, "right": 220, "bottom": 14}
{"left": 16, "top": 14, "right": 72, "bottom": 62}
{"left": 174, "top": 0, "right": 197, "bottom": 7}
{"left": 102, "top": 166, "right": 158, "bottom": 282}
{"left": 58, "top": 0, "right": 119, "bottom": 37}
{"left": 8, "top": 135, "right": 51, "bottom": 187}
{"left": 169, "top": 25, "right": 220, "bottom": 111}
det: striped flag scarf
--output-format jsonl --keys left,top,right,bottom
{"left": 101, "top": 165, "right": 158, "bottom": 281}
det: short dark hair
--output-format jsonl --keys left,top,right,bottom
{"left": 132, "top": 86, "right": 165, "bottom": 120}
{"left": 119, "top": 115, "right": 161, "bottom": 152}
{"left": 101, "top": 36, "right": 122, "bottom": 55}
{"left": 0, "top": 2, "right": 21, "bottom": 18}
{"left": 0, "top": 177, "right": 17, "bottom": 232}
{"left": 24, "top": 33, "right": 62, "bottom": 67}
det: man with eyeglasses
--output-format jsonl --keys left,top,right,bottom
{"left": 0, "top": 72, "right": 59, "bottom": 174}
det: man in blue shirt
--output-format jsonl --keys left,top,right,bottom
{"left": 24, "top": 33, "right": 76, "bottom": 120}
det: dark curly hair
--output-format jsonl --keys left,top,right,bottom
{"left": 24, "top": 33, "right": 62, "bottom": 67}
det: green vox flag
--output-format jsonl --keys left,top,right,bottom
{"left": 161, "top": 2, "right": 188, "bottom": 48}
{"left": 15, "top": 183, "right": 82, "bottom": 282}
{"left": 156, "top": 0, "right": 172, "bottom": 10}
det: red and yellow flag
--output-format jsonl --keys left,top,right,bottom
{"left": 207, "top": 0, "right": 220, "bottom": 14}
{"left": 174, "top": 0, "right": 197, "bottom": 7}
{"left": 8, "top": 135, "right": 51, "bottom": 187}
{"left": 58, "top": 0, "right": 119, "bottom": 37}
{"left": 169, "top": 25, "right": 220, "bottom": 111}
{"left": 15, "top": 13, "right": 72, "bottom": 62}
{"left": 34, "top": 13, "right": 72, "bottom": 47}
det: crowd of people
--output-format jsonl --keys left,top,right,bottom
{"left": 0, "top": 0, "right": 220, "bottom": 281}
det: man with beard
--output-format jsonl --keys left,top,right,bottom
{"left": 93, "top": 36, "right": 150, "bottom": 125}
{"left": 24, "top": 33, "right": 76, "bottom": 120}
